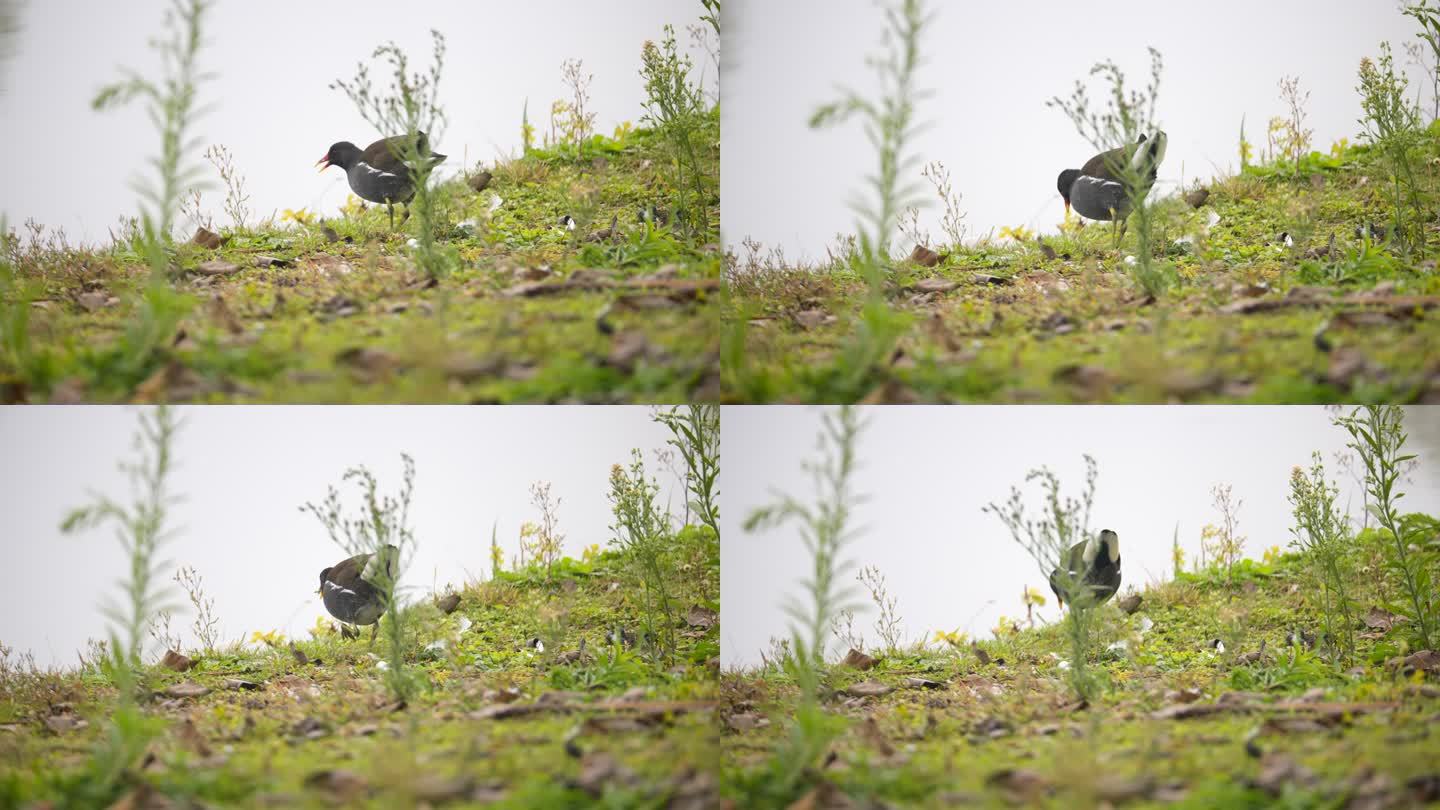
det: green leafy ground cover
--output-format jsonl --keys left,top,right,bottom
{"left": 0, "top": 543, "right": 720, "bottom": 808}
{"left": 721, "top": 548, "right": 1440, "bottom": 808}
{"left": 1, "top": 123, "right": 720, "bottom": 404}
{"left": 724, "top": 131, "right": 1440, "bottom": 404}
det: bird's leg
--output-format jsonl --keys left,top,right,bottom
{"left": 369, "top": 623, "right": 378, "bottom": 647}
{"left": 387, "top": 204, "right": 395, "bottom": 230}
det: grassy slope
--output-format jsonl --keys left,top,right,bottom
{"left": 720, "top": 551, "right": 1440, "bottom": 809}
{"left": 0, "top": 545, "right": 720, "bottom": 808}
{"left": 725, "top": 130, "right": 1440, "bottom": 404}
{"left": 3, "top": 122, "right": 720, "bottom": 404}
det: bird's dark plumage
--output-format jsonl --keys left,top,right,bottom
{"left": 317, "top": 133, "right": 446, "bottom": 228}
{"left": 1048, "top": 529, "right": 1122, "bottom": 609}
{"left": 319, "top": 545, "right": 399, "bottom": 633}
{"left": 1056, "top": 132, "right": 1167, "bottom": 223}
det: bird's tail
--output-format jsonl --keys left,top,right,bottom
{"left": 362, "top": 544, "right": 400, "bottom": 587}
{"left": 1131, "top": 131, "right": 1167, "bottom": 176}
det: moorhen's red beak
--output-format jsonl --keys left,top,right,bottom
{"left": 1063, "top": 199, "right": 1071, "bottom": 219}
{"left": 316, "top": 155, "right": 330, "bottom": 171}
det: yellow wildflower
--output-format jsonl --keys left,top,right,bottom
{"left": 933, "top": 628, "right": 968, "bottom": 649}
{"left": 998, "top": 225, "right": 1034, "bottom": 243}
{"left": 281, "top": 208, "right": 314, "bottom": 226}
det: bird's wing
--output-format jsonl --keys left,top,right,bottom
{"left": 372, "top": 133, "right": 441, "bottom": 167}
{"left": 1080, "top": 147, "right": 1120, "bottom": 179}
{"left": 1070, "top": 175, "right": 1128, "bottom": 220}
{"left": 353, "top": 161, "right": 412, "bottom": 202}
{"left": 323, "top": 580, "right": 360, "bottom": 598}
{"left": 328, "top": 554, "right": 365, "bottom": 583}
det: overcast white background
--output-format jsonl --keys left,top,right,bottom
{"left": 721, "top": 406, "right": 1440, "bottom": 669}
{"left": 0, "top": 406, "right": 679, "bottom": 669}
{"left": 723, "top": 0, "right": 1421, "bottom": 259}
{"left": 0, "top": 0, "right": 714, "bottom": 244}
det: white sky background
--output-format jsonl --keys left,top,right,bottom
{"left": 0, "top": 0, "right": 717, "bottom": 245}
{"left": 722, "top": 0, "right": 1421, "bottom": 260}
{"left": 0, "top": 406, "right": 683, "bottom": 670}
{"left": 721, "top": 406, "right": 1440, "bottom": 669}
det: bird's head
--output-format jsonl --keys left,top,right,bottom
{"left": 316, "top": 141, "right": 360, "bottom": 172}
{"left": 1056, "top": 169, "right": 1080, "bottom": 217}
{"left": 317, "top": 566, "right": 331, "bottom": 596}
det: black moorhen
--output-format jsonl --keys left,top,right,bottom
{"left": 319, "top": 544, "right": 399, "bottom": 643}
{"left": 1048, "top": 529, "right": 1122, "bottom": 610}
{"left": 317, "top": 133, "right": 447, "bottom": 228}
{"left": 1056, "top": 136, "right": 1143, "bottom": 218}
{"left": 1056, "top": 132, "right": 1167, "bottom": 234}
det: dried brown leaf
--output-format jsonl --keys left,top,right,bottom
{"left": 160, "top": 650, "right": 193, "bottom": 672}
{"left": 844, "top": 680, "right": 894, "bottom": 698}
{"left": 163, "top": 681, "right": 210, "bottom": 699}
{"left": 193, "top": 259, "right": 241, "bottom": 277}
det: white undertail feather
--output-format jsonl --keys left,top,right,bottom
{"left": 1130, "top": 131, "right": 1167, "bottom": 175}
{"left": 361, "top": 544, "right": 399, "bottom": 587}
{"left": 1101, "top": 529, "right": 1120, "bottom": 564}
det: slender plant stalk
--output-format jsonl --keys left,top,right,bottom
{"left": 809, "top": 0, "right": 930, "bottom": 398}
{"left": 1335, "top": 405, "right": 1433, "bottom": 649}
{"left": 1404, "top": 1, "right": 1440, "bottom": 121}
{"left": 743, "top": 405, "right": 865, "bottom": 796}
{"left": 984, "top": 454, "right": 1105, "bottom": 701}
{"left": 639, "top": 24, "right": 714, "bottom": 239}
{"left": 301, "top": 454, "right": 418, "bottom": 700}
{"left": 1356, "top": 45, "right": 1425, "bottom": 258}
{"left": 60, "top": 405, "right": 182, "bottom": 801}
{"left": 1049, "top": 48, "right": 1171, "bottom": 296}
{"left": 653, "top": 404, "right": 721, "bottom": 538}
{"left": 332, "top": 30, "right": 453, "bottom": 277}
{"left": 609, "top": 451, "right": 678, "bottom": 661}
{"left": 1287, "top": 454, "right": 1356, "bottom": 665}
{"left": 0, "top": 217, "right": 44, "bottom": 388}
{"left": 92, "top": 0, "right": 212, "bottom": 388}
